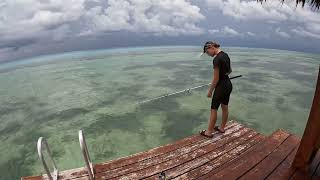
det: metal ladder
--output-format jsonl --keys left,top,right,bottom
{"left": 37, "top": 137, "right": 58, "bottom": 180}
{"left": 37, "top": 130, "right": 94, "bottom": 180}
{"left": 79, "top": 130, "right": 95, "bottom": 180}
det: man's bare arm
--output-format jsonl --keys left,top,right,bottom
{"left": 209, "top": 67, "right": 219, "bottom": 92}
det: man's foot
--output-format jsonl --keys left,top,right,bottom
{"left": 199, "top": 130, "right": 214, "bottom": 138}
{"left": 214, "top": 126, "right": 225, "bottom": 133}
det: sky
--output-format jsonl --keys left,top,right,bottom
{"left": 0, "top": 0, "right": 320, "bottom": 63}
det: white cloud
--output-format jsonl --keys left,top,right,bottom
{"left": 0, "top": 0, "right": 86, "bottom": 41}
{"left": 206, "top": 0, "right": 320, "bottom": 39}
{"left": 290, "top": 15, "right": 320, "bottom": 39}
{"left": 206, "top": 0, "right": 224, "bottom": 9}
{"left": 275, "top": 28, "right": 290, "bottom": 38}
{"left": 209, "top": 27, "right": 260, "bottom": 38}
{"left": 208, "top": 29, "right": 220, "bottom": 34}
{"left": 246, "top": 32, "right": 255, "bottom": 36}
{"left": 222, "top": 26, "right": 242, "bottom": 36}
{"left": 208, "top": 26, "right": 243, "bottom": 37}
{"left": 206, "top": 0, "right": 290, "bottom": 22}
{"left": 83, "top": 0, "right": 205, "bottom": 36}
{"left": 208, "top": 0, "right": 289, "bottom": 21}
{"left": 0, "top": 0, "right": 205, "bottom": 43}
{"left": 292, "top": 27, "right": 320, "bottom": 39}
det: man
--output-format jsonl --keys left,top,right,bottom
{"left": 200, "top": 41, "right": 233, "bottom": 138}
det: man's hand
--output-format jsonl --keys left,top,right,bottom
{"left": 207, "top": 90, "right": 213, "bottom": 98}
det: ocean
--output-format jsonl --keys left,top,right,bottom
{"left": 0, "top": 46, "right": 318, "bottom": 179}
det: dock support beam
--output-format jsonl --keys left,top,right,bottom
{"left": 293, "top": 66, "right": 320, "bottom": 171}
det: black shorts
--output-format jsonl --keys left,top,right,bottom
{"left": 211, "top": 79, "right": 233, "bottom": 110}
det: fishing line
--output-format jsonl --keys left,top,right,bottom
{"left": 136, "top": 75, "right": 242, "bottom": 105}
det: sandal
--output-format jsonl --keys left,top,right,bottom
{"left": 214, "top": 126, "right": 225, "bottom": 133}
{"left": 199, "top": 130, "right": 214, "bottom": 138}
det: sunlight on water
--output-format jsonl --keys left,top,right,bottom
{"left": 0, "top": 46, "right": 319, "bottom": 179}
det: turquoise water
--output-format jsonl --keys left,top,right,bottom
{"left": 0, "top": 46, "right": 319, "bottom": 179}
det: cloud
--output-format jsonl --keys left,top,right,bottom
{"left": 208, "top": 26, "right": 244, "bottom": 37}
{"left": 82, "top": 0, "right": 205, "bottom": 36}
{"left": 222, "top": 26, "right": 242, "bottom": 36}
{"left": 292, "top": 27, "right": 320, "bottom": 39}
{"left": 206, "top": 0, "right": 224, "bottom": 9}
{"left": 0, "top": 0, "right": 86, "bottom": 41}
{"left": 246, "top": 32, "right": 255, "bottom": 36}
{"left": 275, "top": 28, "right": 290, "bottom": 38}
{"left": 206, "top": 0, "right": 291, "bottom": 22}
{"left": 205, "top": 0, "right": 320, "bottom": 39}
{"left": 0, "top": 0, "right": 319, "bottom": 62}
{"left": 0, "top": 0, "right": 205, "bottom": 45}
{"left": 208, "top": 29, "right": 220, "bottom": 34}
{"left": 248, "top": 2, "right": 289, "bottom": 21}
{"left": 0, "top": 47, "right": 14, "bottom": 62}
{"left": 0, "top": 38, "right": 36, "bottom": 51}
{"left": 290, "top": 16, "right": 320, "bottom": 39}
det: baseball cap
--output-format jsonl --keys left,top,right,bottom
{"left": 202, "top": 41, "right": 220, "bottom": 55}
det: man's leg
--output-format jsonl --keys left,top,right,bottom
{"left": 205, "top": 109, "right": 218, "bottom": 136}
{"left": 220, "top": 104, "right": 228, "bottom": 131}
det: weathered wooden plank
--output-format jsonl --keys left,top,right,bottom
{"left": 310, "top": 148, "right": 320, "bottom": 179}
{"left": 71, "top": 176, "right": 89, "bottom": 180}
{"left": 95, "top": 123, "right": 243, "bottom": 179}
{"left": 21, "top": 122, "right": 238, "bottom": 180}
{"left": 239, "top": 135, "right": 300, "bottom": 179}
{"left": 158, "top": 131, "right": 261, "bottom": 180}
{"left": 290, "top": 170, "right": 311, "bottom": 180}
{"left": 291, "top": 146, "right": 320, "bottom": 180}
{"left": 311, "top": 151, "right": 320, "bottom": 179}
{"left": 100, "top": 125, "right": 250, "bottom": 180}
{"left": 146, "top": 130, "right": 258, "bottom": 179}
{"left": 95, "top": 121, "right": 238, "bottom": 173}
{"left": 312, "top": 166, "right": 320, "bottom": 180}
{"left": 200, "top": 129, "right": 290, "bottom": 180}
{"left": 265, "top": 148, "right": 298, "bottom": 180}
{"left": 21, "top": 176, "right": 42, "bottom": 180}
{"left": 23, "top": 167, "right": 90, "bottom": 180}
{"left": 23, "top": 121, "right": 307, "bottom": 180}
{"left": 94, "top": 135, "right": 203, "bottom": 172}
{"left": 175, "top": 134, "right": 266, "bottom": 180}
{"left": 58, "top": 167, "right": 89, "bottom": 180}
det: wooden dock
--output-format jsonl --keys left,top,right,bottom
{"left": 21, "top": 121, "right": 319, "bottom": 180}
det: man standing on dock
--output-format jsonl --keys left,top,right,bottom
{"left": 200, "top": 41, "right": 233, "bottom": 138}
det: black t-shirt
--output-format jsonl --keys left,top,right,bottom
{"left": 213, "top": 51, "right": 232, "bottom": 80}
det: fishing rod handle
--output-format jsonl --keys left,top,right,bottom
{"left": 230, "top": 75, "right": 242, "bottom": 80}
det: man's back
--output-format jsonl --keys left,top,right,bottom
{"left": 213, "top": 51, "right": 232, "bottom": 80}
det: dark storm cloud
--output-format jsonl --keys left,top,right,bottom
{"left": 0, "top": 39, "right": 37, "bottom": 51}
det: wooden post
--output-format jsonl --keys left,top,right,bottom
{"left": 293, "top": 66, "right": 320, "bottom": 171}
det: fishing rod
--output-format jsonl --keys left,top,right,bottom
{"left": 137, "top": 75, "right": 242, "bottom": 104}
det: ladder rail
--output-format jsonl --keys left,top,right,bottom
{"left": 79, "top": 130, "right": 95, "bottom": 180}
{"left": 37, "top": 137, "right": 58, "bottom": 180}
